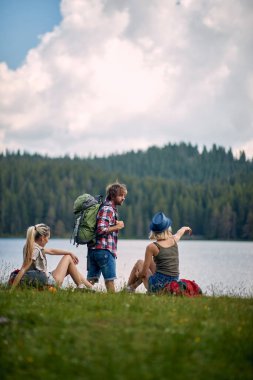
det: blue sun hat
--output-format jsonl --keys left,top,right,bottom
{"left": 149, "top": 212, "right": 172, "bottom": 232}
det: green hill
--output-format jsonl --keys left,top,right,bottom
{"left": 89, "top": 142, "right": 251, "bottom": 184}
{"left": 0, "top": 143, "right": 252, "bottom": 239}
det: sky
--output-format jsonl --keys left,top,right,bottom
{"left": 0, "top": 0, "right": 252, "bottom": 159}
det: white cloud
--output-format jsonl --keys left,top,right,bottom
{"left": 0, "top": 0, "right": 253, "bottom": 159}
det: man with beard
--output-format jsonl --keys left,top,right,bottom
{"left": 87, "top": 182, "right": 127, "bottom": 292}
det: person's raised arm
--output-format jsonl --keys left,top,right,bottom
{"left": 173, "top": 226, "right": 192, "bottom": 243}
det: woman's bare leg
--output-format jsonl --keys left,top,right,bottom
{"left": 52, "top": 256, "right": 93, "bottom": 287}
{"left": 127, "top": 260, "right": 144, "bottom": 290}
{"left": 127, "top": 259, "right": 156, "bottom": 291}
{"left": 78, "top": 273, "right": 94, "bottom": 288}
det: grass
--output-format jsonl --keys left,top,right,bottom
{"left": 0, "top": 289, "right": 252, "bottom": 380}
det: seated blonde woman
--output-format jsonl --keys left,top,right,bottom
{"left": 126, "top": 212, "right": 191, "bottom": 293}
{"left": 11, "top": 223, "right": 95, "bottom": 291}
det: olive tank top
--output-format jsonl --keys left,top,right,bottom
{"left": 153, "top": 241, "right": 179, "bottom": 277}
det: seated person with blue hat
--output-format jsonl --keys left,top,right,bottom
{"left": 126, "top": 212, "right": 192, "bottom": 293}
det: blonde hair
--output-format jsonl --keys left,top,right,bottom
{"left": 23, "top": 224, "right": 50, "bottom": 265}
{"left": 149, "top": 227, "right": 172, "bottom": 241}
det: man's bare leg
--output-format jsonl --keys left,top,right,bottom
{"left": 105, "top": 280, "right": 115, "bottom": 292}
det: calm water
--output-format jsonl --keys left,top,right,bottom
{"left": 0, "top": 238, "right": 252, "bottom": 296}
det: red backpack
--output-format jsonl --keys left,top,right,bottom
{"left": 8, "top": 269, "right": 20, "bottom": 286}
{"left": 165, "top": 279, "right": 202, "bottom": 297}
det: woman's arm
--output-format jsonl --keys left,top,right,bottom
{"left": 173, "top": 226, "right": 192, "bottom": 243}
{"left": 10, "top": 261, "right": 31, "bottom": 291}
{"left": 45, "top": 248, "right": 79, "bottom": 264}
{"left": 140, "top": 244, "right": 157, "bottom": 279}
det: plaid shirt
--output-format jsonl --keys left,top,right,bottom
{"left": 93, "top": 201, "right": 118, "bottom": 256}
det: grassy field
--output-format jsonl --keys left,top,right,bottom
{"left": 0, "top": 289, "right": 252, "bottom": 380}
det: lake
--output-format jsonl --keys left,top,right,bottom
{"left": 0, "top": 238, "right": 252, "bottom": 297}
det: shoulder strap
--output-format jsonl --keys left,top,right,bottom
{"left": 172, "top": 236, "right": 178, "bottom": 246}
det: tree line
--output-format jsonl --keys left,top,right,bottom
{"left": 0, "top": 144, "right": 252, "bottom": 240}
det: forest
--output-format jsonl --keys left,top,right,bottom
{"left": 0, "top": 142, "right": 253, "bottom": 240}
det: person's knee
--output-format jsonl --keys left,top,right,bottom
{"left": 59, "top": 255, "right": 74, "bottom": 269}
{"left": 134, "top": 259, "right": 144, "bottom": 271}
{"left": 136, "top": 259, "right": 144, "bottom": 266}
{"left": 65, "top": 255, "right": 74, "bottom": 264}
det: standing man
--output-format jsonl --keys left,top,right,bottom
{"left": 87, "top": 182, "right": 127, "bottom": 292}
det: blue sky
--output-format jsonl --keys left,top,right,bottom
{"left": 0, "top": 0, "right": 252, "bottom": 159}
{"left": 0, "top": 0, "right": 61, "bottom": 69}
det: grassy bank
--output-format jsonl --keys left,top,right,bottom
{"left": 0, "top": 290, "right": 252, "bottom": 380}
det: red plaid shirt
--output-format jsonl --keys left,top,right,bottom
{"left": 94, "top": 201, "right": 118, "bottom": 256}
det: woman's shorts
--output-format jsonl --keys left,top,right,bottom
{"left": 148, "top": 272, "right": 179, "bottom": 293}
{"left": 20, "top": 270, "right": 48, "bottom": 288}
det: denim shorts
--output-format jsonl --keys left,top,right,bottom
{"left": 20, "top": 270, "right": 48, "bottom": 288}
{"left": 87, "top": 249, "right": 116, "bottom": 282}
{"left": 148, "top": 272, "right": 179, "bottom": 293}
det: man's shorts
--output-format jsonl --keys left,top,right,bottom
{"left": 87, "top": 249, "right": 116, "bottom": 282}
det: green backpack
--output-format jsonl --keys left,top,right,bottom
{"left": 71, "top": 193, "right": 103, "bottom": 246}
